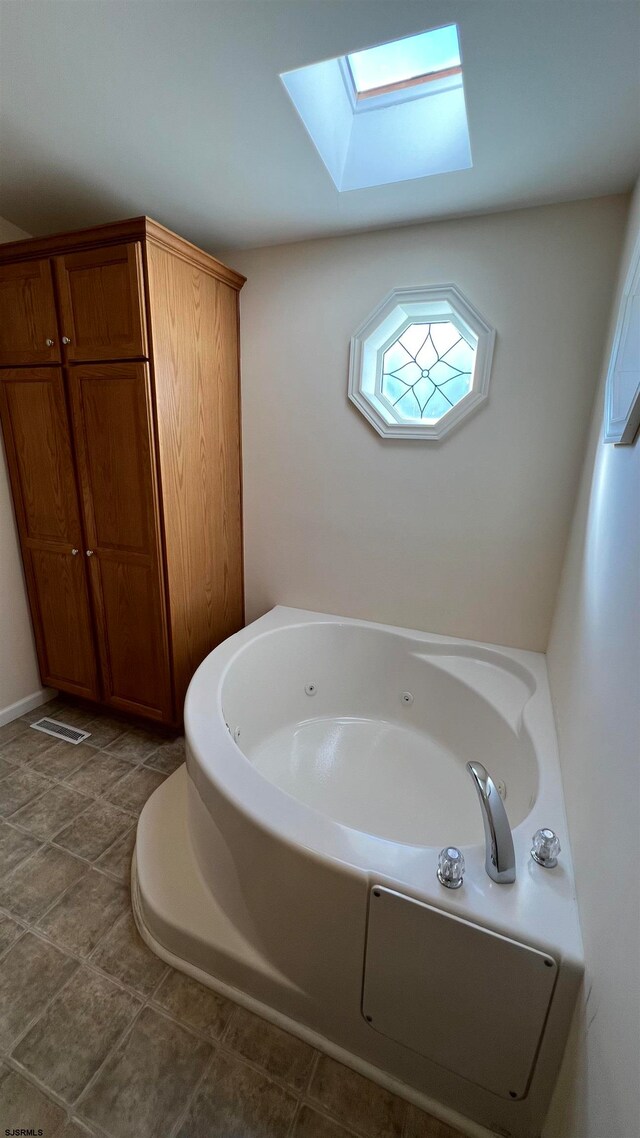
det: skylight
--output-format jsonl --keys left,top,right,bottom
{"left": 281, "top": 24, "right": 471, "bottom": 192}
{"left": 347, "top": 25, "right": 461, "bottom": 98}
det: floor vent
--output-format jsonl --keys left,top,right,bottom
{"left": 30, "top": 718, "right": 91, "bottom": 745}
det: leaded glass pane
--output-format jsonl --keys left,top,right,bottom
{"left": 414, "top": 336, "right": 439, "bottom": 372}
{"left": 398, "top": 323, "right": 431, "bottom": 358}
{"left": 439, "top": 335, "right": 474, "bottom": 373}
{"left": 381, "top": 320, "right": 475, "bottom": 422}
{"left": 382, "top": 374, "right": 411, "bottom": 406}
{"left": 394, "top": 389, "right": 422, "bottom": 419}
{"left": 424, "top": 389, "right": 452, "bottom": 420}
{"left": 441, "top": 373, "right": 472, "bottom": 405}
{"left": 428, "top": 358, "right": 458, "bottom": 385}
{"left": 393, "top": 360, "right": 422, "bottom": 385}
{"left": 430, "top": 321, "right": 461, "bottom": 356}
{"left": 382, "top": 338, "right": 413, "bottom": 374}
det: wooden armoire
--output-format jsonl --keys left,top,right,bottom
{"left": 0, "top": 217, "right": 245, "bottom": 726}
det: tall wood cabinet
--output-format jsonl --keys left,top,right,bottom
{"left": 0, "top": 217, "right": 245, "bottom": 725}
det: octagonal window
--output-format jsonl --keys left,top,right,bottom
{"left": 349, "top": 286, "right": 495, "bottom": 440}
{"left": 381, "top": 321, "right": 475, "bottom": 423}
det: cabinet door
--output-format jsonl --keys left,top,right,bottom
{"left": 54, "top": 243, "right": 147, "bottom": 362}
{"left": 68, "top": 363, "right": 173, "bottom": 721}
{"left": 0, "top": 369, "right": 99, "bottom": 698}
{"left": 0, "top": 260, "right": 60, "bottom": 366}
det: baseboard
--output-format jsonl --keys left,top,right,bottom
{"left": 0, "top": 687, "right": 58, "bottom": 727}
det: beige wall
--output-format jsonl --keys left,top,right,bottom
{"left": 0, "top": 216, "right": 44, "bottom": 719}
{"left": 544, "top": 181, "right": 640, "bottom": 1138}
{"left": 233, "top": 196, "right": 628, "bottom": 651}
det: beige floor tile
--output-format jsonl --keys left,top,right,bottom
{"left": 223, "top": 1005, "right": 317, "bottom": 1091}
{"left": 0, "top": 913, "right": 23, "bottom": 957}
{"left": 294, "top": 1104, "right": 358, "bottom": 1138}
{"left": 65, "top": 753, "right": 132, "bottom": 798}
{"left": 29, "top": 741, "right": 96, "bottom": 781}
{"left": 95, "top": 825, "right": 136, "bottom": 882}
{"left": 153, "top": 969, "right": 234, "bottom": 1039}
{"left": 0, "top": 1064, "right": 67, "bottom": 1135}
{"left": 404, "top": 1104, "right": 465, "bottom": 1138}
{"left": 57, "top": 1120, "right": 95, "bottom": 1138}
{"left": 10, "top": 784, "right": 90, "bottom": 840}
{"left": 51, "top": 704, "right": 100, "bottom": 730}
{"left": 78, "top": 1006, "right": 212, "bottom": 1138}
{"left": 0, "top": 767, "right": 51, "bottom": 816}
{"left": 308, "top": 1057, "right": 406, "bottom": 1138}
{"left": 0, "top": 729, "right": 57, "bottom": 765}
{"left": 176, "top": 1047, "right": 297, "bottom": 1138}
{"left": 0, "top": 846, "right": 86, "bottom": 922}
{"left": 13, "top": 964, "right": 141, "bottom": 1103}
{"left": 91, "top": 912, "right": 167, "bottom": 997}
{"left": 0, "top": 820, "right": 41, "bottom": 875}
{"left": 0, "top": 719, "right": 29, "bottom": 746}
{"left": 144, "top": 737, "right": 185, "bottom": 774}
{"left": 105, "top": 766, "right": 165, "bottom": 815}
{"left": 0, "top": 932, "right": 78, "bottom": 1051}
{"left": 0, "top": 715, "right": 447, "bottom": 1138}
{"left": 0, "top": 757, "right": 17, "bottom": 780}
{"left": 55, "top": 800, "right": 133, "bottom": 861}
{"left": 105, "top": 728, "right": 166, "bottom": 764}
{"left": 83, "top": 717, "right": 128, "bottom": 751}
{"left": 38, "top": 868, "right": 128, "bottom": 957}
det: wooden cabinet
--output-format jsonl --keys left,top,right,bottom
{"left": 54, "top": 243, "right": 147, "bottom": 362}
{"left": 0, "top": 261, "right": 60, "bottom": 366}
{"left": 69, "top": 362, "right": 172, "bottom": 720}
{"left": 0, "top": 369, "right": 98, "bottom": 698}
{"left": 0, "top": 218, "right": 245, "bottom": 725}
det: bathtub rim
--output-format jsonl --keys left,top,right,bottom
{"left": 216, "top": 616, "right": 541, "bottom": 847}
{"left": 184, "top": 606, "right": 584, "bottom": 962}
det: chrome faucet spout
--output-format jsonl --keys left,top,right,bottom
{"left": 466, "top": 761, "right": 516, "bottom": 884}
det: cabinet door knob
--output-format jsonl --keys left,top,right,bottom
{"left": 86, "top": 549, "right": 94, "bottom": 557}
{"left": 62, "top": 336, "right": 71, "bottom": 345}
{"left": 71, "top": 548, "right": 79, "bottom": 556}
{"left": 45, "top": 338, "right": 55, "bottom": 347}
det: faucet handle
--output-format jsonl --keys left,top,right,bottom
{"left": 437, "top": 846, "right": 465, "bottom": 889}
{"left": 531, "top": 828, "right": 561, "bottom": 868}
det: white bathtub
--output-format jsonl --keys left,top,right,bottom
{"left": 133, "top": 607, "right": 583, "bottom": 1138}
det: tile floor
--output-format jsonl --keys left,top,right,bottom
{"left": 0, "top": 698, "right": 464, "bottom": 1138}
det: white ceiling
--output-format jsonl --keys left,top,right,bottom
{"left": 1, "top": 0, "right": 639, "bottom": 254}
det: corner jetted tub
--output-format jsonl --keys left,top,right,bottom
{"left": 133, "top": 607, "right": 583, "bottom": 1138}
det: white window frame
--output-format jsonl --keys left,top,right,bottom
{"left": 348, "top": 284, "right": 496, "bottom": 440}
{"left": 604, "top": 231, "right": 640, "bottom": 445}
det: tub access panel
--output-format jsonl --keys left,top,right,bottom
{"left": 362, "top": 886, "right": 558, "bottom": 1100}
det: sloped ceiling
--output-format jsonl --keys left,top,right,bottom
{"left": 0, "top": 0, "right": 638, "bottom": 252}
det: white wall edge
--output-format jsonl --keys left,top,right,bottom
{"left": 0, "top": 687, "right": 57, "bottom": 727}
